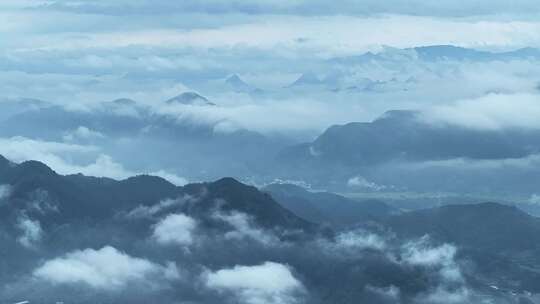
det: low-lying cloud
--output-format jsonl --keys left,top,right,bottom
{"left": 0, "top": 136, "right": 188, "bottom": 184}
{"left": 211, "top": 210, "right": 280, "bottom": 246}
{"left": 63, "top": 126, "right": 105, "bottom": 142}
{"left": 127, "top": 195, "right": 196, "bottom": 219}
{"left": 0, "top": 184, "right": 12, "bottom": 201}
{"left": 402, "top": 237, "right": 463, "bottom": 283}
{"left": 204, "top": 262, "right": 304, "bottom": 304}
{"left": 152, "top": 213, "right": 198, "bottom": 247}
{"left": 16, "top": 213, "right": 43, "bottom": 248}
{"left": 33, "top": 246, "right": 180, "bottom": 290}
{"left": 422, "top": 93, "right": 540, "bottom": 130}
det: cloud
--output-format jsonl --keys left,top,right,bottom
{"left": 421, "top": 93, "right": 540, "bottom": 130}
{"left": 315, "top": 231, "right": 468, "bottom": 295}
{"left": 365, "top": 285, "right": 401, "bottom": 301}
{"left": 0, "top": 184, "right": 12, "bottom": 201}
{"left": 32, "top": 0, "right": 540, "bottom": 18}
{"left": 69, "top": 154, "right": 135, "bottom": 180}
{"left": 0, "top": 70, "right": 189, "bottom": 107}
{"left": 152, "top": 213, "right": 198, "bottom": 247}
{"left": 3, "top": 46, "right": 540, "bottom": 138}
{"left": 127, "top": 195, "right": 196, "bottom": 219}
{"left": 0, "top": 0, "right": 48, "bottom": 9}
{"left": 18, "top": 15, "right": 540, "bottom": 56}
{"left": 154, "top": 98, "right": 369, "bottom": 135}
{"left": 204, "top": 262, "right": 304, "bottom": 304}
{"left": 24, "top": 189, "right": 59, "bottom": 214}
{"left": 402, "top": 241, "right": 457, "bottom": 267}
{"left": 3, "top": 0, "right": 540, "bottom": 145}
{"left": 347, "top": 176, "right": 387, "bottom": 191}
{"left": 316, "top": 230, "right": 390, "bottom": 260}
{"left": 0, "top": 136, "right": 131, "bottom": 178}
{"left": 33, "top": 246, "right": 180, "bottom": 290}
{"left": 211, "top": 210, "right": 279, "bottom": 245}
{"left": 333, "top": 230, "right": 387, "bottom": 251}
{"left": 16, "top": 214, "right": 43, "bottom": 248}
{"left": 528, "top": 194, "right": 540, "bottom": 205}
{"left": 402, "top": 153, "right": 540, "bottom": 171}
{"left": 63, "top": 126, "right": 105, "bottom": 142}
{"left": 415, "top": 287, "right": 472, "bottom": 304}
{"left": 36, "top": 0, "right": 303, "bottom": 16}
{"left": 0, "top": 136, "right": 188, "bottom": 184}
{"left": 401, "top": 237, "right": 463, "bottom": 283}
{"left": 149, "top": 170, "right": 189, "bottom": 186}
{"left": 0, "top": 136, "right": 97, "bottom": 162}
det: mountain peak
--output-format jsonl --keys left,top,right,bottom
{"left": 111, "top": 98, "right": 137, "bottom": 106}
{"left": 0, "top": 155, "right": 12, "bottom": 170}
{"left": 225, "top": 74, "right": 259, "bottom": 93}
{"left": 17, "top": 160, "right": 57, "bottom": 177}
{"left": 375, "top": 110, "right": 419, "bottom": 122}
{"left": 289, "top": 72, "right": 322, "bottom": 87}
{"left": 225, "top": 74, "right": 244, "bottom": 84}
{"left": 122, "top": 174, "right": 176, "bottom": 187}
{"left": 165, "top": 92, "right": 215, "bottom": 106}
{"left": 211, "top": 177, "right": 247, "bottom": 189}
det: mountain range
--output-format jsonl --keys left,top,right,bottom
{"left": 1, "top": 155, "right": 540, "bottom": 303}
{"left": 276, "top": 110, "right": 540, "bottom": 195}
{"left": 0, "top": 96, "right": 290, "bottom": 180}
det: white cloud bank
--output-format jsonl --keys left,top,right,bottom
{"left": 402, "top": 237, "right": 464, "bottom": 283}
{"left": 0, "top": 136, "right": 188, "bottom": 185}
{"left": 32, "top": 0, "right": 540, "bottom": 18}
{"left": 205, "top": 262, "right": 304, "bottom": 304}
{"left": 0, "top": 136, "right": 128, "bottom": 178}
{"left": 34, "top": 246, "right": 180, "bottom": 290}
{"left": 347, "top": 176, "right": 387, "bottom": 191}
{"left": 422, "top": 93, "right": 540, "bottom": 130}
{"left": 334, "top": 230, "right": 387, "bottom": 251}
{"left": 150, "top": 170, "right": 189, "bottom": 186}
{"left": 152, "top": 213, "right": 198, "bottom": 247}
{"left": 63, "top": 126, "right": 105, "bottom": 142}
{"left": 17, "top": 15, "right": 540, "bottom": 56}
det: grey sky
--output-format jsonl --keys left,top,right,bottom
{"left": 2, "top": 0, "right": 540, "bottom": 133}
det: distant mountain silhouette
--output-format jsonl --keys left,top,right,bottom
{"left": 287, "top": 72, "right": 323, "bottom": 87}
{"left": 330, "top": 45, "right": 540, "bottom": 64}
{"left": 385, "top": 202, "right": 540, "bottom": 292}
{"left": 387, "top": 202, "right": 540, "bottom": 254}
{"left": 279, "top": 110, "right": 540, "bottom": 168}
{"left": 111, "top": 98, "right": 137, "bottom": 106}
{"left": 165, "top": 92, "right": 216, "bottom": 106}
{"left": 0, "top": 156, "right": 313, "bottom": 232}
{"left": 0, "top": 98, "right": 48, "bottom": 121}
{"left": 0, "top": 155, "right": 12, "bottom": 170}
{"left": 2, "top": 156, "right": 540, "bottom": 301}
{"left": 412, "top": 45, "right": 540, "bottom": 61}
{"left": 225, "top": 74, "right": 262, "bottom": 94}
{"left": 0, "top": 98, "right": 287, "bottom": 180}
{"left": 264, "top": 183, "right": 396, "bottom": 227}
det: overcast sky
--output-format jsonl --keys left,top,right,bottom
{"left": 2, "top": 0, "right": 540, "bottom": 132}
{"left": 2, "top": 0, "right": 540, "bottom": 193}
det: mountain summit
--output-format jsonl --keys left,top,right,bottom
{"left": 225, "top": 74, "right": 262, "bottom": 93}
{"left": 288, "top": 72, "right": 323, "bottom": 87}
{"left": 165, "top": 92, "right": 216, "bottom": 106}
